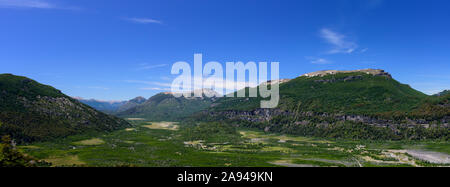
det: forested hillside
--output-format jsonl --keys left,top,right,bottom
{"left": 0, "top": 74, "right": 131, "bottom": 143}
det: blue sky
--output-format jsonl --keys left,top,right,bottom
{"left": 1, "top": 0, "right": 449, "bottom": 101}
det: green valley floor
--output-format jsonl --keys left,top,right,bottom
{"left": 19, "top": 120, "right": 450, "bottom": 167}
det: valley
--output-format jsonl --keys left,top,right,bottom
{"left": 1, "top": 0, "right": 449, "bottom": 172}
{"left": 19, "top": 119, "right": 449, "bottom": 167}
{"left": 1, "top": 71, "right": 449, "bottom": 167}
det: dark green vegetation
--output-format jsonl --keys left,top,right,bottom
{"left": 214, "top": 72, "right": 428, "bottom": 114}
{"left": 0, "top": 135, "right": 50, "bottom": 167}
{"left": 181, "top": 122, "right": 242, "bottom": 144}
{"left": 1, "top": 71, "right": 448, "bottom": 167}
{"left": 435, "top": 90, "right": 450, "bottom": 96}
{"left": 117, "top": 92, "right": 217, "bottom": 121}
{"left": 0, "top": 74, "right": 131, "bottom": 143}
{"left": 410, "top": 92, "right": 450, "bottom": 121}
{"left": 82, "top": 70, "right": 448, "bottom": 141}
{"left": 19, "top": 121, "right": 274, "bottom": 167}
{"left": 19, "top": 120, "right": 450, "bottom": 167}
{"left": 116, "top": 96, "right": 147, "bottom": 112}
{"left": 0, "top": 135, "right": 33, "bottom": 167}
{"left": 196, "top": 71, "right": 449, "bottom": 141}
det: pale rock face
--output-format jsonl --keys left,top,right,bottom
{"left": 129, "top": 96, "right": 147, "bottom": 104}
{"left": 302, "top": 69, "right": 391, "bottom": 78}
{"left": 260, "top": 79, "right": 292, "bottom": 86}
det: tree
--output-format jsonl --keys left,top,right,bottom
{"left": 0, "top": 135, "right": 34, "bottom": 167}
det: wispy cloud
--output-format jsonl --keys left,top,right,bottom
{"left": 320, "top": 28, "right": 358, "bottom": 54}
{"left": 140, "top": 87, "right": 171, "bottom": 91}
{"left": 306, "top": 57, "right": 332, "bottom": 65}
{"left": 0, "top": 0, "right": 78, "bottom": 10}
{"left": 160, "top": 76, "right": 175, "bottom": 81}
{"left": 0, "top": 0, "right": 54, "bottom": 8}
{"left": 124, "top": 17, "right": 163, "bottom": 24}
{"left": 126, "top": 77, "right": 260, "bottom": 95}
{"left": 136, "top": 63, "right": 168, "bottom": 70}
{"left": 124, "top": 80, "right": 172, "bottom": 87}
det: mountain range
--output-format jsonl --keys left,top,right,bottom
{"left": 75, "top": 97, "right": 127, "bottom": 113}
{"left": 115, "top": 90, "right": 220, "bottom": 121}
{"left": 76, "top": 96, "right": 147, "bottom": 113}
{"left": 75, "top": 90, "right": 219, "bottom": 121}
{"left": 1, "top": 69, "right": 449, "bottom": 142}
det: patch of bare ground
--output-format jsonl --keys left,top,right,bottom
{"left": 269, "top": 160, "right": 316, "bottom": 167}
{"left": 406, "top": 150, "right": 450, "bottom": 164}
{"left": 144, "top": 122, "right": 179, "bottom": 131}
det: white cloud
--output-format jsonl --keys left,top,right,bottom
{"left": 126, "top": 77, "right": 260, "bottom": 95}
{"left": 320, "top": 28, "right": 358, "bottom": 54}
{"left": 124, "top": 80, "right": 173, "bottom": 87}
{"left": 311, "top": 58, "right": 332, "bottom": 65}
{"left": 140, "top": 87, "right": 171, "bottom": 91}
{"left": 306, "top": 57, "right": 332, "bottom": 65}
{"left": 124, "top": 17, "right": 162, "bottom": 24}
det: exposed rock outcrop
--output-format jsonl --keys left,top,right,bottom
{"left": 205, "top": 109, "right": 448, "bottom": 130}
{"left": 302, "top": 69, "right": 392, "bottom": 78}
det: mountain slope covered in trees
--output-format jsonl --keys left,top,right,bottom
{"left": 193, "top": 69, "right": 449, "bottom": 140}
{"left": 117, "top": 92, "right": 218, "bottom": 121}
{"left": 0, "top": 74, "right": 131, "bottom": 143}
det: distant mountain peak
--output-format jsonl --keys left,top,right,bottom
{"left": 434, "top": 90, "right": 450, "bottom": 96}
{"left": 302, "top": 69, "right": 391, "bottom": 78}
{"left": 260, "top": 79, "right": 292, "bottom": 86}
{"left": 129, "top": 96, "right": 147, "bottom": 104}
{"left": 116, "top": 89, "right": 218, "bottom": 121}
{"left": 162, "top": 88, "right": 222, "bottom": 97}
{"left": 196, "top": 88, "right": 222, "bottom": 97}
{"left": 74, "top": 97, "right": 125, "bottom": 104}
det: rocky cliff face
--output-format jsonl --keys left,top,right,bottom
{"left": 205, "top": 108, "right": 449, "bottom": 130}
{"left": 302, "top": 69, "right": 392, "bottom": 78}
